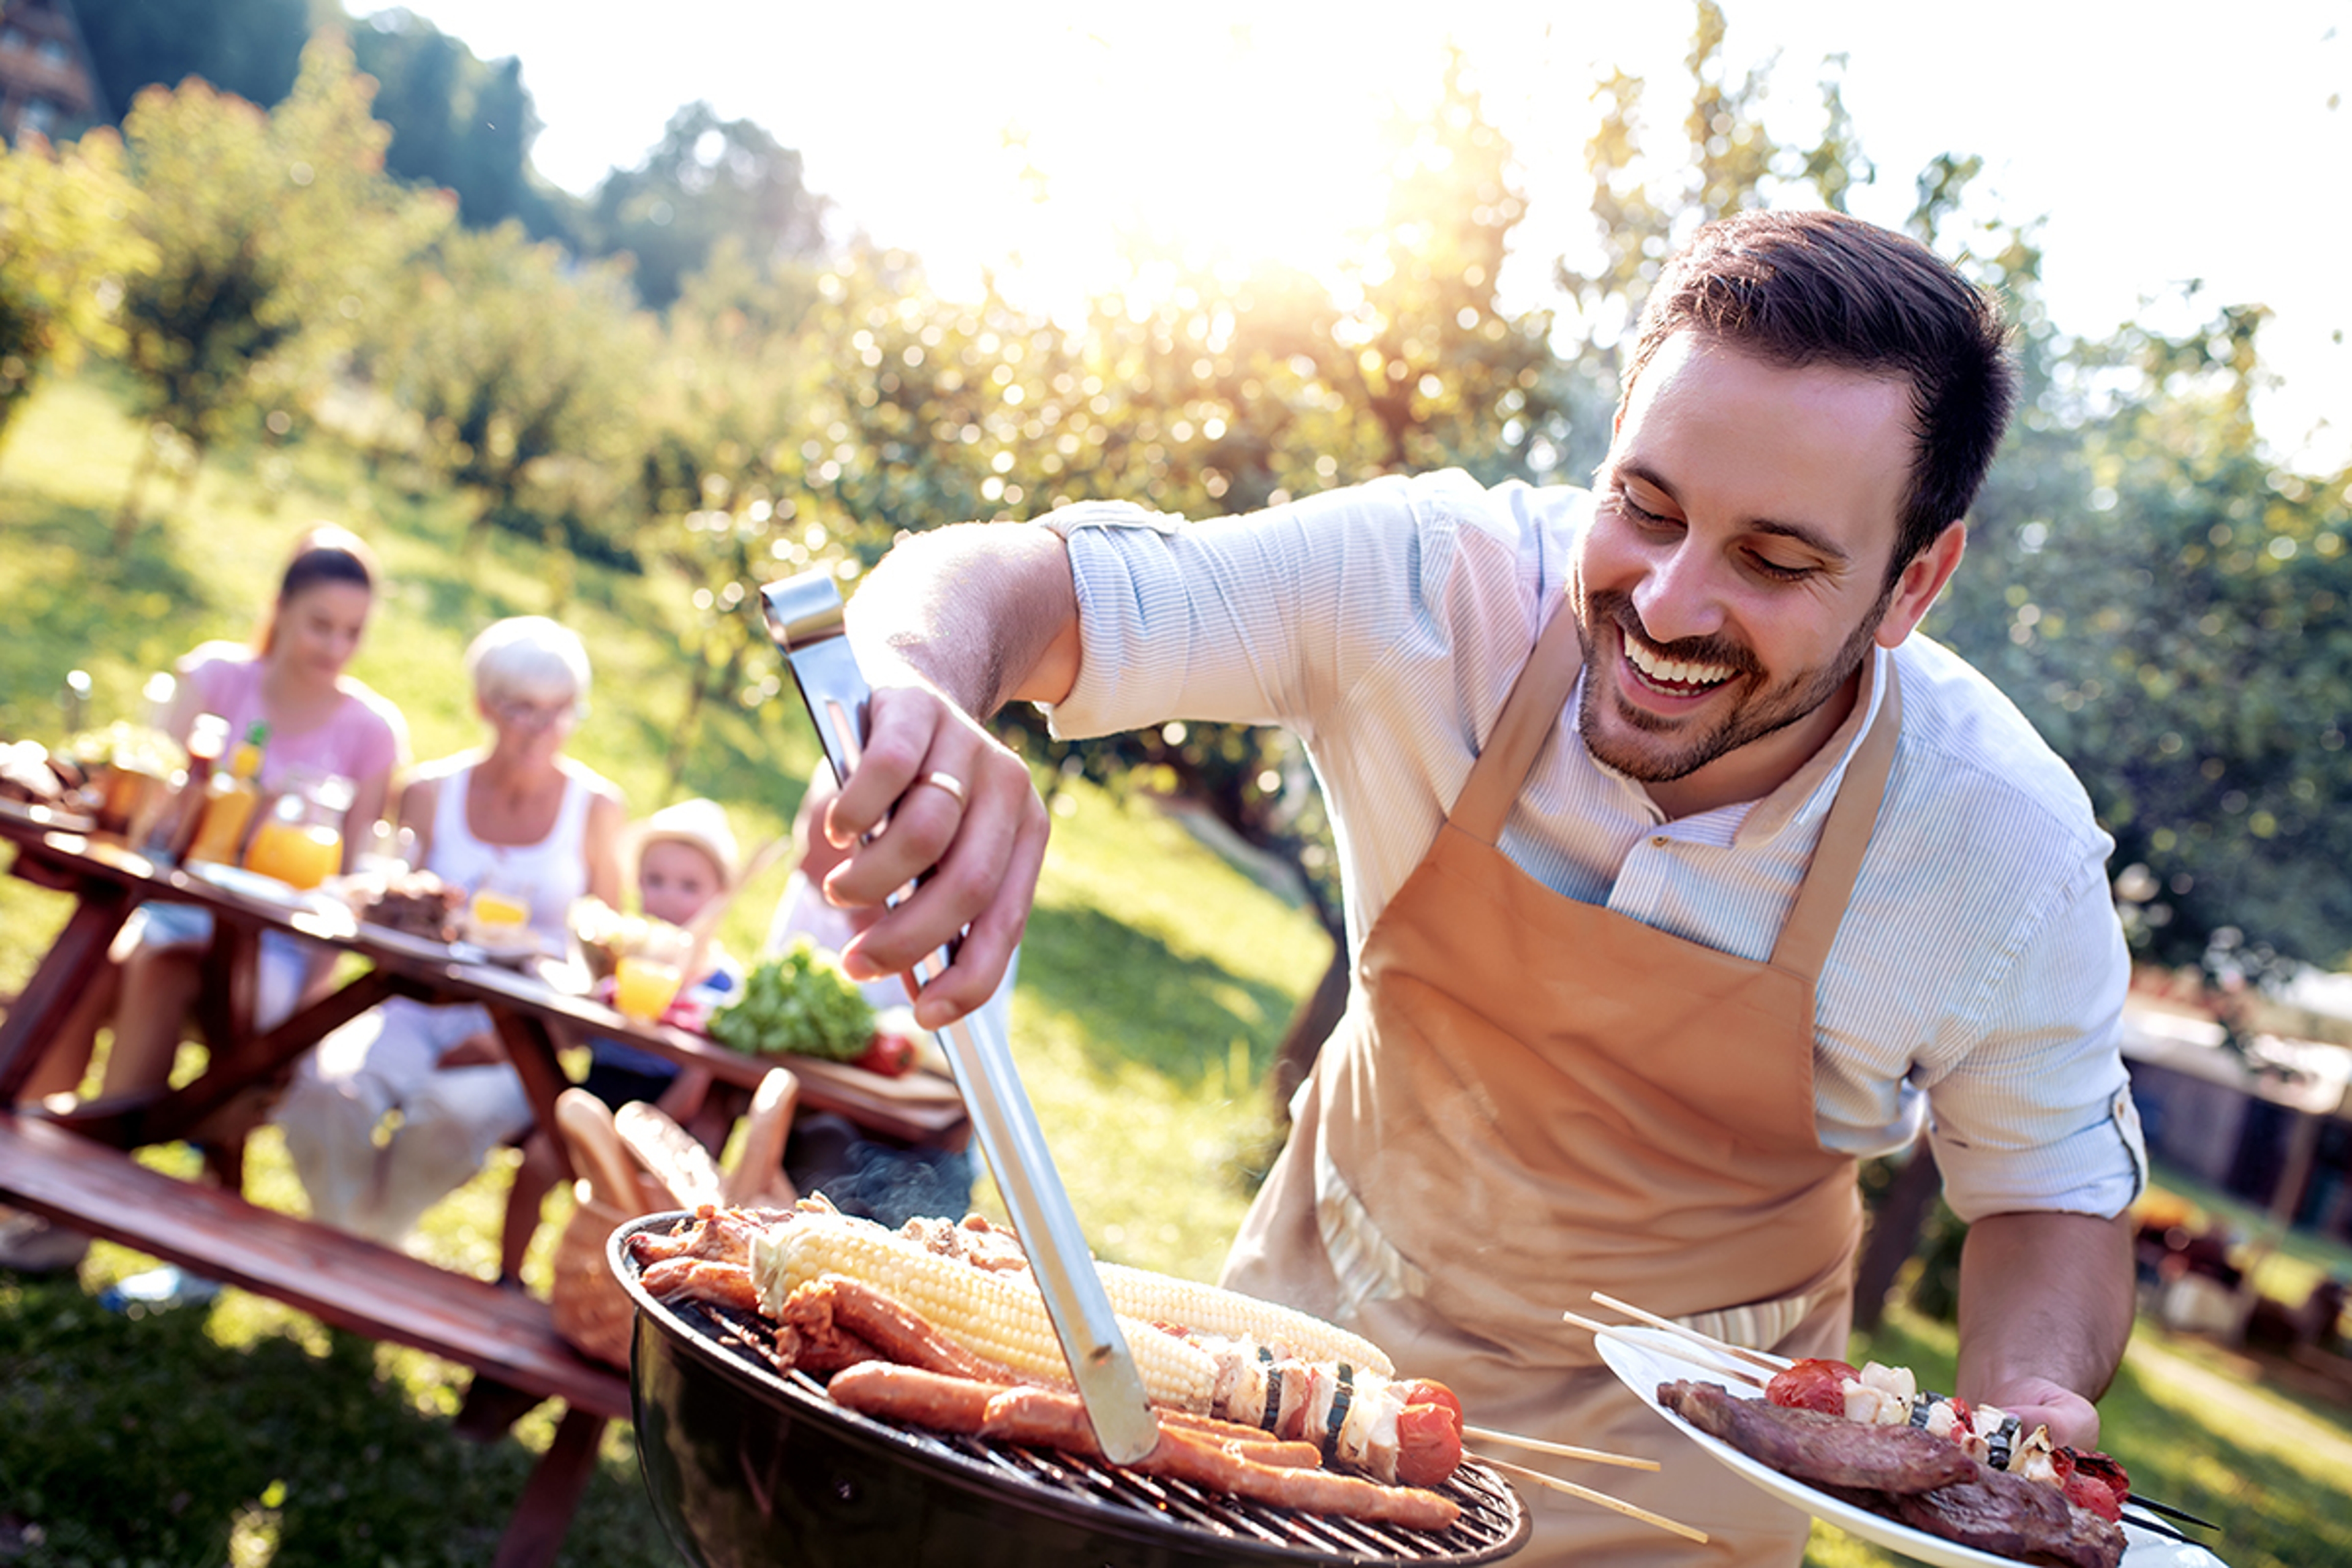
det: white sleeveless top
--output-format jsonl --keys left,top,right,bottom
{"left": 428, "top": 759, "right": 596, "bottom": 943}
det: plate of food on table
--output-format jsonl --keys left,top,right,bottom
{"left": 1588, "top": 1303, "right": 2226, "bottom": 1568}
{"left": 340, "top": 867, "right": 470, "bottom": 960}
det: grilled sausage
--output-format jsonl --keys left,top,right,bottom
{"left": 826, "top": 1365, "right": 1462, "bottom": 1531}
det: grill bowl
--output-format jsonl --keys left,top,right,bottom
{"left": 610, "top": 1212, "right": 1529, "bottom": 1568}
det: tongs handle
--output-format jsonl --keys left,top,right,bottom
{"left": 758, "top": 570, "right": 1159, "bottom": 1466}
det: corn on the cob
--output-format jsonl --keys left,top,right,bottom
{"left": 751, "top": 1213, "right": 1221, "bottom": 1411}
{"left": 1095, "top": 1262, "right": 1396, "bottom": 1378}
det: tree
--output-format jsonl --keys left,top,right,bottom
{"left": 623, "top": 236, "right": 832, "bottom": 780}
{"left": 110, "top": 31, "right": 450, "bottom": 541}
{"left": 1325, "top": 47, "right": 1576, "bottom": 481}
{"left": 586, "top": 102, "right": 831, "bottom": 312}
{"left": 0, "top": 127, "right": 155, "bottom": 444}
{"left": 1555, "top": 0, "right": 1878, "bottom": 393}
{"left": 370, "top": 217, "right": 654, "bottom": 592}
{"left": 347, "top": 8, "right": 578, "bottom": 241}
{"left": 71, "top": 0, "right": 310, "bottom": 119}
{"left": 1934, "top": 300, "right": 2352, "bottom": 982}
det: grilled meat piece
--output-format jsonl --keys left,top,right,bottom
{"left": 1892, "top": 1458, "right": 2126, "bottom": 1568}
{"left": 1658, "top": 1379, "right": 1977, "bottom": 1493}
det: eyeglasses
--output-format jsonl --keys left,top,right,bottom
{"left": 489, "top": 695, "right": 581, "bottom": 731}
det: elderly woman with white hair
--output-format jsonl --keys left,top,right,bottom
{"left": 277, "top": 616, "right": 625, "bottom": 1246}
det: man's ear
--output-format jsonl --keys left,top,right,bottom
{"left": 1875, "top": 522, "right": 1967, "bottom": 648}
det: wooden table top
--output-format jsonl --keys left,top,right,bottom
{"left": 0, "top": 808, "right": 968, "bottom": 1144}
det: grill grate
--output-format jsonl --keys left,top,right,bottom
{"left": 666, "top": 1294, "right": 1527, "bottom": 1565}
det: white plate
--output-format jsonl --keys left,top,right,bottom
{"left": 1595, "top": 1327, "right": 2227, "bottom": 1568}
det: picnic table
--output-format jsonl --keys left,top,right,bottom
{"left": 0, "top": 797, "right": 970, "bottom": 1566}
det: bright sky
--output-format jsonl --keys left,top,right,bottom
{"left": 396, "top": 0, "right": 2352, "bottom": 470}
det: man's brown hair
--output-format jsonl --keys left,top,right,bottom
{"left": 1626, "top": 209, "right": 2016, "bottom": 581}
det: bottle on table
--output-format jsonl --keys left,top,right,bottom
{"left": 160, "top": 713, "right": 230, "bottom": 863}
{"left": 185, "top": 721, "right": 269, "bottom": 867}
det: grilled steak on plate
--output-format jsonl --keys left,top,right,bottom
{"left": 1657, "top": 1379, "right": 1976, "bottom": 1492}
{"left": 1656, "top": 1380, "right": 2124, "bottom": 1568}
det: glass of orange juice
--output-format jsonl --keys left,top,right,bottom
{"left": 614, "top": 954, "right": 685, "bottom": 1021}
{"left": 467, "top": 886, "right": 532, "bottom": 946}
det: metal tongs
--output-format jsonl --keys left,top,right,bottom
{"left": 760, "top": 570, "right": 1160, "bottom": 1466}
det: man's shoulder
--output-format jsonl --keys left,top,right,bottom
{"left": 1362, "top": 469, "right": 1593, "bottom": 544}
{"left": 1052, "top": 467, "right": 1592, "bottom": 546}
{"left": 1888, "top": 635, "right": 2106, "bottom": 855}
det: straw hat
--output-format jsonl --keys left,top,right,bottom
{"left": 628, "top": 797, "right": 741, "bottom": 888}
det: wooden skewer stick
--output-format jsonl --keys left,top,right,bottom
{"left": 1560, "top": 1310, "right": 1770, "bottom": 1389}
{"left": 1482, "top": 1457, "right": 1708, "bottom": 1544}
{"left": 1461, "top": 1425, "right": 1660, "bottom": 1472}
{"left": 1588, "top": 1291, "right": 1793, "bottom": 1375}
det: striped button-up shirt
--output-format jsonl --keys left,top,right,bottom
{"left": 1039, "top": 468, "right": 2146, "bottom": 1223}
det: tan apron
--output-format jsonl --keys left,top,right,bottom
{"left": 1223, "top": 601, "right": 1902, "bottom": 1566}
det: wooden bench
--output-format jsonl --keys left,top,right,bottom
{"left": 0, "top": 1111, "right": 632, "bottom": 1568}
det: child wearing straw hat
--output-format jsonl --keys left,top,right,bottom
{"left": 497, "top": 797, "right": 744, "bottom": 1281}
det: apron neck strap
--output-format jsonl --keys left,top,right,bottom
{"left": 1452, "top": 597, "right": 1586, "bottom": 845}
{"left": 1450, "top": 605, "right": 1907, "bottom": 985}
{"left": 1768, "top": 657, "right": 1904, "bottom": 981}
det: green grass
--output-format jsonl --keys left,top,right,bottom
{"left": 8, "top": 372, "right": 2352, "bottom": 1566}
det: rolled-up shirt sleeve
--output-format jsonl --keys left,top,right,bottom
{"left": 1920, "top": 843, "right": 2147, "bottom": 1223}
{"left": 1036, "top": 473, "right": 1531, "bottom": 744}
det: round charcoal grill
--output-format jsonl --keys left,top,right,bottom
{"left": 610, "top": 1213, "right": 1530, "bottom": 1568}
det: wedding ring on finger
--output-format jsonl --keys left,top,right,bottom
{"left": 919, "top": 770, "right": 969, "bottom": 810}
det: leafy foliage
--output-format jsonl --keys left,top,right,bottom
{"left": 366, "top": 218, "right": 654, "bottom": 571}
{"left": 0, "top": 128, "right": 154, "bottom": 440}
{"left": 1939, "top": 303, "right": 2352, "bottom": 978}
{"left": 111, "top": 33, "right": 449, "bottom": 499}
{"left": 584, "top": 102, "right": 830, "bottom": 312}
{"left": 70, "top": 1, "right": 576, "bottom": 242}
{"left": 347, "top": 7, "right": 577, "bottom": 241}
{"left": 70, "top": 0, "right": 311, "bottom": 120}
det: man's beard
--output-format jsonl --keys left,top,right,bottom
{"left": 1574, "top": 586, "right": 1892, "bottom": 785}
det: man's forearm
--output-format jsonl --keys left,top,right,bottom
{"left": 845, "top": 522, "right": 1081, "bottom": 715}
{"left": 1954, "top": 1208, "right": 2135, "bottom": 1407}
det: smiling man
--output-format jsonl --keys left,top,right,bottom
{"left": 821, "top": 209, "right": 2144, "bottom": 1567}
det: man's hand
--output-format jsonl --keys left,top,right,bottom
{"left": 1967, "top": 1373, "right": 2102, "bottom": 1452}
{"left": 822, "top": 681, "right": 1050, "bottom": 1030}
{"left": 1954, "top": 1208, "right": 2134, "bottom": 1453}
{"left": 824, "top": 522, "right": 1079, "bottom": 1030}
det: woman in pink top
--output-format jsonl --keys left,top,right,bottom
{"left": 0, "top": 526, "right": 407, "bottom": 1273}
